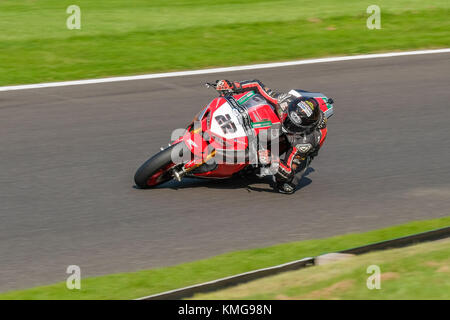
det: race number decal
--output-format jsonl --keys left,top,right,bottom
{"left": 210, "top": 102, "right": 246, "bottom": 139}
{"left": 215, "top": 114, "right": 237, "bottom": 134}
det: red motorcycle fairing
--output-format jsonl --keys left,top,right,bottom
{"left": 173, "top": 92, "right": 282, "bottom": 178}
{"left": 172, "top": 91, "right": 331, "bottom": 179}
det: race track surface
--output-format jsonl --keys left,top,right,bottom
{"left": 1, "top": 53, "right": 449, "bottom": 291}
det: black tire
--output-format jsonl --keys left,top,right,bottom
{"left": 134, "top": 144, "right": 178, "bottom": 189}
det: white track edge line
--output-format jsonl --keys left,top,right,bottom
{"left": 1, "top": 48, "right": 449, "bottom": 92}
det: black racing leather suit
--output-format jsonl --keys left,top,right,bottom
{"left": 231, "top": 80, "right": 326, "bottom": 191}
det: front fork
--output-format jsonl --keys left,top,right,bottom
{"left": 171, "top": 149, "right": 217, "bottom": 182}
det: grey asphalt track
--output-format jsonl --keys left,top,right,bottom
{"left": 1, "top": 53, "right": 449, "bottom": 292}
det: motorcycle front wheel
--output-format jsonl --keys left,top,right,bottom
{"left": 134, "top": 144, "right": 179, "bottom": 189}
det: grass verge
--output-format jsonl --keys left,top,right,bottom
{"left": 193, "top": 238, "right": 450, "bottom": 299}
{"left": 0, "top": 216, "right": 448, "bottom": 300}
{"left": 0, "top": 0, "right": 449, "bottom": 85}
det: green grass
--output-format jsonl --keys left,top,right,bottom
{"left": 0, "top": 0, "right": 449, "bottom": 86}
{"left": 193, "top": 238, "right": 450, "bottom": 300}
{"left": 0, "top": 216, "right": 448, "bottom": 300}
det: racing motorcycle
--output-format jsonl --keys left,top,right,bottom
{"left": 134, "top": 83, "right": 334, "bottom": 189}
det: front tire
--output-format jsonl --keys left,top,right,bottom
{"left": 134, "top": 144, "right": 178, "bottom": 189}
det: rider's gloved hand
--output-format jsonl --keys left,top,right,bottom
{"left": 215, "top": 80, "right": 241, "bottom": 93}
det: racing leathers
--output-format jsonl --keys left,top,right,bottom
{"left": 216, "top": 79, "right": 327, "bottom": 194}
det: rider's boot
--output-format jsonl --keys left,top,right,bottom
{"left": 275, "top": 180, "right": 297, "bottom": 194}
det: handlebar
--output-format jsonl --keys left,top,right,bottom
{"left": 204, "top": 81, "right": 235, "bottom": 97}
{"left": 205, "top": 81, "right": 226, "bottom": 96}
{"left": 204, "top": 82, "right": 218, "bottom": 89}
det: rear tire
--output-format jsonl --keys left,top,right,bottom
{"left": 134, "top": 144, "right": 178, "bottom": 189}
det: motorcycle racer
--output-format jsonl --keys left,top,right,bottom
{"left": 215, "top": 79, "right": 327, "bottom": 194}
